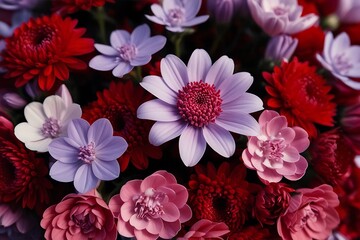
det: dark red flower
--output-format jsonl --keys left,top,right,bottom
{"left": 1, "top": 14, "right": 94, "bottom": 91}
{"left": 309, "top": 128, "right": 354, "bottom": 185}
{"left": 0, "top": 116, "right": 52, "bottom": 212}
{"left": 338, "top": 23, "right": 360, "bottom": 45}
{"left": 254, "top": 183, "right": 294, "bottom": 225}
{"left": 228, "top": 225, "right": 272, "bottom": 240}
{"left": 82, "top": 81, "right": 162, "bottom": 171}
{"left": 188, "top": 162, "right": 258, "bottom": 232}
{"left": 52, "top": 0, "right": 115, "bottom": 14}
{"left": 263, "top": 58, "right": 336, "bottom": 138}
{"left": 341, "top": 104, "right": 360, "bottom": 154}
{"left": 292, "top": 26, "right": 325, "bottom": 66}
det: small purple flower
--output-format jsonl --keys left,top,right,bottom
{"left": 137, "top": 49, "right": 263, "bottom": 167}
{"left": 0, "top": 0, "right": 42, "bottom": 10}
{"left": 89, "top": 24, "right": 166, "bottom": 78}
{"left": 316, "top": 32, "right": 360, "bottom": 90}
{"left": 207, "top": 0, "right": 243, "bottom": 23}
{"left": 48, "top": 118, "right": 128, "bottom": 193}
{"left": 337, "top": 0, "right": 360, "bottom": 24}
{"left": 146, "top": 0, "right": 209, "bottom": 32}
{"left": 265, "top": 35, "right": 298, "bottom": 62}
{"left": 247, "top": 0, "right": 318, "bottom": 36}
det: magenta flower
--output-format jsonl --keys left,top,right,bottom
{"left": 137, "top": 49, "right": 263, "bottom": 166}
{"left": 277, "top": 184, "right": 340, "bottom": 240}
{"left": 316, "top": 32, "right": 360, "bottom": 90}
{"left": 89, "top": 24, "right": 166, "bottom": 78}
{"left": 336, "top": 0, "right": 360, "bottom": 24}
{"left": 247, "top": 0, "right": 318, "bottom": 36}
{"left": 265, "top": 35, "right": 298, "bottom": 62}
{"left": 242, "top": 110, "right": 309, "bottom": 183}
{"left": 145, "top": 0, "right": 209, "bottom": 32}
{"left": 48, "top": 118, "right": 128, "bottom": 193}
{"left": 178, "top": 219, "right": 230, "bottom": 240}
{"left": 109, "top": 170, "right": 192, "bottom": 240}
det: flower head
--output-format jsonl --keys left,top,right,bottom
{"left": 40, "top": 191, "right": 117, "bottom": 240}
{"left": 309, "top": 128, "right": 354, "bottom": 185}
{"left": 265, "top": 35, "right": 298, "bottom": 62}
{"left": 52, "top": 0, "right": 115, "bottom": 15}
{"left": 277, "top": 184, "right": 340, "bottom": 240}
{"left": 1, "top": 14, "right": 94, "bottom": 91}
{"left": 263, "top": 57, "right": 336, "bottom": 138}
{"left": 0, "top": 116, "right": 52, "bottom": 210}
{"left": 89, "top": 24, "right": 166, "bottom": 78}
{"left": 109, "top": 170, "right": 192, "bottom": 240}
{"left": 137, "top": 49, "right": 263, "bottom": 166}
{"left": 247, "top": 0, "right": 318, "bottom": 36}
{"left": 14, "top": 95, "right": 82, "bottom": 152}
{"left": 242, "top": 110, "right": 310, "bottom": 183}
{"left": 82, "top": 81, "right": 162, "bottom": 171}
{"left": 188, "top": 162, "right": 255, "bottom": 231}
{"left": 178, "top": 219, "right": 230, "bottom": 240}
{"left": 317, "top": 32, "right": 360, "bottom": 90}
{"left": 48, "top": 118, "right": 127, "bottom": 193}
{"left": 254, "top": 183, "right": 294, "bottom": 225}
{"left": 146, "top": 0, "right": 209, "bottom": 32}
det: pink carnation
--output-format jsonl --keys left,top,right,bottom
{"left": 40, "top": 191, "right": 117, "bottom": 240}
{"left": 242, "top": 110, "right": 310, "bottom": 183}
{"left": 178, "top": 219, "right": 230, "bottom": 240}
{"left": 277, "top": 184, "right": 340, "bottom": 240}
{"left": 109, "top": 170, "right": 192, "bottom": 240}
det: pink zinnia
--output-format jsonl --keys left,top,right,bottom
{"left": 277, "top": 184, "right": 340, "bottom": 240}
{"left": 242, "top": 110, "right": 310, "bottom": 183}
{"left": 109, "top": 170, "right": 192, "bottom": 240}
{"left": 137, "top": 49, "right": 263, "bottom": 166}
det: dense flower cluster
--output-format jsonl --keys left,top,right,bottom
{"left": 0, "top": 0, "right": 358, "bottom": 239}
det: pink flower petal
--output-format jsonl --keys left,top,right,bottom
{"left": 120, "top": 201, "right": 135, "bottom": 222}
{"left": 160, "top": 202, "right": 180, "bottom": 222}
{"left": 129, "top": 214, "right": 148, "bottom": 230}
{"left": 140, "top": 174, "right": 167, "bottom": 192}
{"left": 120, "top": 180, "right": 142, "bottom": 202}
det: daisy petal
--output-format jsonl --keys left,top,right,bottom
{"left": 187, "top": 49, "right": 212, "bottom": 82}
{"left": 218, "top": 72, "right": 254, "bottom": 103}
{"left": 179, "top": 126, "right": 206, "bottom": 167}
{"left": 95, "top": 136, "right": 128, "bottom": 161}
{"left": 94, "top": 44, "right": 118, "bottom": 56}
{"left": 24, "top": 102, "right": 46, "bottom": 128}
{"left": 112, "top": 62, "right": 133, "bottom": 78}
{"left": 216, "top": 111, "right": 260, "bottom": 136}
{"left": 149, "top": 120, "right": 187, "bottom": 146}
{"left": 67, "top": 118, "right": 90, "bottom": 146}
{"left": 43, "top": 95, "right": 66, "bottom": 119}
{"left": 140, "top": 76, "right": 177, "bottom": 104}
{"left": 137, "top": 36, "right": 167, "bottom": 56}
{"left": 14, "top": 122, "right": 44, "bottom": 142}
{"left": 137, "top": 99, "right": 181, "bottom": 122}
{"left": 110, "top": 30, "right": 130, "bottom": 48}
{"left": 74, "top": 164, "right": 99, "bottom": 193}
{"left": 89, "top": 55, "right": 118, "bottom": 71}
{"left": 131, "top": 24, "right": 150, "bottom": 46}
{"left": 87, "top": 118, "right": 113, "bottom": 145}
{"left": 92, "top": 159, "right": 120, "bottom": 180}
{"left": 205, "top": 55, "right": 234, "bottom": 88}
{"left": 161, "top": 54, "right": 188, "bottom": 92}
{"left": 50, "top": 161, "right": 82, "bottom": 182}
{"left": 48, "top": 138, "right": 79, "bottom": 163}
{"left": 203, "top": 124, "right": 235, "bottom": 158}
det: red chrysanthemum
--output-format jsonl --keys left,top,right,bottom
{"left": 82, "top": 81, "right": 162, "bottom": 171}
{"left": 1, "top": 14, "right": 94, "bottom": 91}
{"left": 0, "top": 117, "right": 52, "bottom": 212}
{"left": 263, "top": 58, "right": 336, "bottom": 138}
{"left": 309, "top": 128, "right": 354, "bottom": 185}
{"left": 228, "top": 225, "right": 272, "bottom": 240}
{"left": 52, "top": 0, "right": 115, "bottom": 15}
{"left": 188, "top": 162, "right": 258, "bottom": 232}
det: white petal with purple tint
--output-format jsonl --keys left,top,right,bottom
{"left": 179, "top": 126, "right": 206, "bottom": 167}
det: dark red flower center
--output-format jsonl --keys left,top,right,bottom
{"left": 72, "top": 212, "right": 94, "bottom": 233}
{"left": 0, "top": 157, "right": 15, "bottom": 189}
{"left": 24, "top": 25, "right": 56, "bottom": 49}
{"left": 177, "top": 81, "right": 222, "bottom": 127}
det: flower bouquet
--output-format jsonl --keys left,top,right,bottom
{"left": 0, "top": 0, "right": 359, "bottom": 239}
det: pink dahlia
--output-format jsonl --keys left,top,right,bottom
{"left": 137, "top": 49, "right": 263, "bottom": 166}
{"left": 40, "top": 191, "right": 117, "bottom": 240}
{"left": 277, "top": 184, "right": 340, "bottom": 240}
{"left": 109, "top": 170, "right": 192, "bottom": 240}
{"left": 178, "top": 219, "right": 230, "bottom": 240}
{"left": 242, "top": 110, "right": 310, "bottom": 183}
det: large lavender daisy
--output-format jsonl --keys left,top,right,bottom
{"left": 137, "top": 49, "right": 263, "bottom": 166}
{"left": 89, "top": 24, "right": 166, "bottom": 78}
{"left": 48, "top": 118, "right": 128, "bottom": 193}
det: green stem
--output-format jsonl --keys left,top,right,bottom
{"left": 96, "top": 7, "right": 107, "bottom": 43}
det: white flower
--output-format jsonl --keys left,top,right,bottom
{"left": 14, "top": 95, "right": 82, "bottom": 152}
